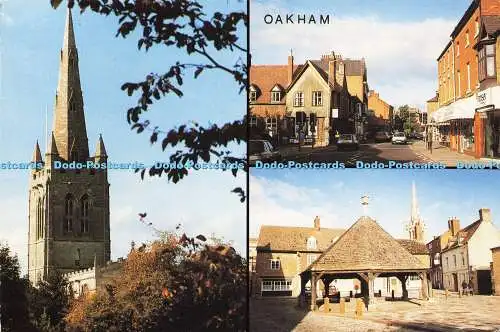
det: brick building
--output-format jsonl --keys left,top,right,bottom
{"left": 430, "top": 0, "right": 500, "bottom": 158}
{"left": 28, "top": 9, "right": 110, "bottom": 284}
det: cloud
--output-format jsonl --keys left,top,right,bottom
{"left": 251, "top": 2, "right": 456, "bottom": 109}
{"left": 249, "top": 175, "right": 345, "bottom": 237}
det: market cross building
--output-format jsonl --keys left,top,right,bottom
{"left": 27, "top": 9, "right": 111, "bottom": 285}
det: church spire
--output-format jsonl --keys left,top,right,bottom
{"left": 52, "top": 8, "right": 89, "bottom": 162}
{"left": 406, "top": 181, "right": 425, "bottom": 243}
{"left": 411, "top": 181, "right": 419, "bottom": 223}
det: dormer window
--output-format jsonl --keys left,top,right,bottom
{"left": 271, "top": 91, "right": 281, "bottom": 102}
{"left": 270, "top": 85, "right": 282, "bottom": 103}
{"left": 307, "top": 236, "right": 317, "bottom": 249}
{"left": 249, "top": 85, "right": 258, "bottom": 102}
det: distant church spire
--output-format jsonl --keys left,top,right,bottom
{"left": 52, "top": 8, "right": 89, "bottom": 162}
{"left": 32, "top": 141, "right": 42, "bottom": 163}
{"left": 406, "top": 181, "right": 425, "bottom": 243}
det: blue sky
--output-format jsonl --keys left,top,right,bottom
{"left": 250, "top": 169, "right": 500, "bottom": 243}
{"left": 250, "top": 0, "right": 471, "bottom": 110}
{"left": 0, "top": 1, "right": 247, "bottom": 272}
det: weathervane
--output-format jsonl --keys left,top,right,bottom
{"left": 361, "top": 195, "right": 369, "bottom": 216}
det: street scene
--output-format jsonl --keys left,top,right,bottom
{"left": 249, "top": 169, "right": 500, "bottom": 331}
{"left": 249, "top": 0, "right": 500, "bottom": 167}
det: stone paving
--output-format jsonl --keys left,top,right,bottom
{"left": 250, "top": 295, "right": 500, "bottom": 332}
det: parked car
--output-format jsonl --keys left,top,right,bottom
{"left": 391, "top": 132, "right": 408, "bottom": 144}
{"left": 249, "top": 140, "right": 281, "bottom": 165}
{"left": 336, "top": 134, "right": 359, "bottom": 151}
{"left": 411, "top": 132, "right": 424, "bottom": 140}
{"left": 374, "top": 131, "right": 391, "bottom": 143}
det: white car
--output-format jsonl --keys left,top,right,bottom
{"left": 392, "top": 132, "right": 407, "bottom": 145}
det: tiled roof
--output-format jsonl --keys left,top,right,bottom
{"left": 257, "top": 225, "right": 345, "bottom": 252}
{"left": 483, "top": 16, "right": 500, "bottom": 36}
{"left": 250, "top": 64, "right": 301, "bottom": 104}
{"left": 396, "top": 239, "right": 429, "bottom": 255}
{"left": 310, "top": 216, "right": 427, "bottom": 272}
{"left": 443, "top": 220, "right": 481, "bottom": 252}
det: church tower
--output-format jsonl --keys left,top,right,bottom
{"left": 405, "top": 181, "right": 425, "bottom": 243}
{"left": 28, "top": 9, "right": 110, "bottom": 285}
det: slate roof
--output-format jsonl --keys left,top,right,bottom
{"left": 396, "top": 239, "right": 429, "bottom": 255}
{"left": 309, "top": 216, "right": 428, "bottom": 272}
{"left": 257, "top": 225, "right": 345, "bottom": 252}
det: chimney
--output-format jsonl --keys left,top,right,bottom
{"left": 448, "top": 217, "right": 461, "bottom": 236}
{"left": 328, "top": 60, "right": 336, "bottom": 86}
{"left": 287, "top": 50, "right": 294, "bottom": 85}
{"left": 313, "top": 216, "right": 320, "bottom": 230}
{"left": 479, "top": 208, "right": 492, "bottom": 223}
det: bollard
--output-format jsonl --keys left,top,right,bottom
{"left": 355, "top": 298, "right": 363, "bottom": 318}
{"left": 323, "top": 297, "right": 330, "bottom": 313}
{"left": 459, "top": 290, "right": 462, "bottom": 298}
{"left": 378, "top": 289, "right": 382, "bottom": 297}
{"left": 350, "top": 290, "right": 353, "bottom": 298}
{"left": 391, "top": 290, "right": 395, "bottom": 300}
{"left": 339, "top": 298, "right": 345, "bottom": 314}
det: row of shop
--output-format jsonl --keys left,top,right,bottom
{"left": 429, "top": 86, "right": 500, "bottom": 159}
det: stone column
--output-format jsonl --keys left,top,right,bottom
{"left": 420, "top": 272, "right": 429, "bottom": 300}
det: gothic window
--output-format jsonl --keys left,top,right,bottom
{"left": 80, "top": 195, "right": 90, "bottom": 233}
{"left": 64, "top": 194, "right": 74, "bottom": 233}
{"left": 75, "top": 248, "right": 81, "bottom": 266}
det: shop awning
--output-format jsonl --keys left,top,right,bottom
{"left": 430, "top": 96, "right": 475, "bottom": 123}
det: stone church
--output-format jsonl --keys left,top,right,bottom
{"left": 28, "top": 9, "right": 110, "bottom": 285}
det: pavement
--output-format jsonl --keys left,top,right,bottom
{"left": 276, "top": 140, "right": 485, "bottom": 167}
{"left": 250, "top": 295, "right": 500, "bottom": 332}
{"left": 408, "top": 141, "right": 477, "bottom": 167}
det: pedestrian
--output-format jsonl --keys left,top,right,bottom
{"left": 468, "top": 279, "right": 474, "bottom": 296}
{"left": 427, "top": 129, "right": 433, "bottom": 154}
{"left": 335, "top": 130, "right": 340, "bottom": 144}
{"left": 461, "top": 280, "right": 467, "bottom": 296}
{"left": 298, "top": 131, "right": 305, "bottom": 152}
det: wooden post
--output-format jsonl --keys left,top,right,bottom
{"left": 310, "top": 273, "right": 317, "bottom": 311}
{"left": 350, "top": 290, "right": 353, "bottom": 298}
{"left": 445, "top": 289, "right": 449, "bottom": 299}
{"left": 420, "top": 272, "right": 428, "bottom": 300}
{"left": 339, "top": 298, "right": 345, "bottom": 314}
{"left": 391, "top": 289, "right": 395, "bottom": 300}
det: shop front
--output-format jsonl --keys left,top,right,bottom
{"left": 475, "top": 86, "right": 500, "bottom": 159}
{"left": 431, "top": 96, "right": 475, "bottom": 154}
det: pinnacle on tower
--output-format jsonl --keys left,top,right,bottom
{"left": 52, "top": 8, "right": 89, "bottom": 162}
{"left": 95, "top": 134, "right": 107, "bottom": 157}
{"left": 47, "top": 132, "right": 59, "bottom": 156}
{"left": 32, "top": 140, "right": 43, "bottom": 163}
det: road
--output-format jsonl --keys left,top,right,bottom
{"left": 283, "top": 141, "right": 433, "bottom": 167}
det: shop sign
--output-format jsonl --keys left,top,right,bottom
{"left": 476, "top": 89, "right": 492, "bottom": 109}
